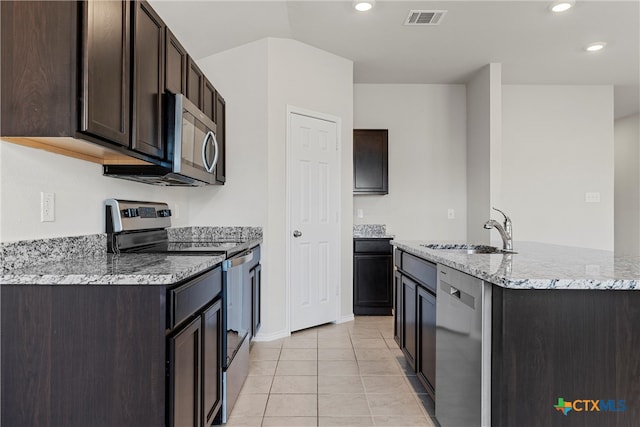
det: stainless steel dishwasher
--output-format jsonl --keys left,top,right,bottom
{"left": 435, "top": 265, "right": 491, "bottom": 427}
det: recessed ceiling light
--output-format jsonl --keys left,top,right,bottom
{"left": 550, "top": 1, "right": 574, "bottom": 13}
{"left": 585, "top": 42, "right": 606, "bottom": 52}
{"left": 353, "top": 1, "right": 375, "bottom": 12}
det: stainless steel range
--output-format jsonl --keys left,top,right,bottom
{"left": 105, "top": 199, "right": 255, "bottom": 424}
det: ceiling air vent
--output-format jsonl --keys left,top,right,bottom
{"left": 404, "top": 10, "right": 447, "bottom": 26}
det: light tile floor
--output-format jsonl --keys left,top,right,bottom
{"left": 222, "top": 316, "right": 439, "bottom": 427}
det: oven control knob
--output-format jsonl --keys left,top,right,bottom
{"left": 121, "top": 208, "right": 139, "bottom": 218}
{"left": 158, "top": 209, "right": 172, "bottom": 217}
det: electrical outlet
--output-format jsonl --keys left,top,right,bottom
{"left": 585, "top": 192, "right": 601, "bottom": 203}
{"left": 41, "top": 192, "right": 55, "bottom": 222}
{"left": 357, "top": 209, "right": 364, "bottom": 218}
{"left": 174, "top": 203, "right": 180, "bottom": 219}
{"left": 447, "top": 208, "right": 455, "bottom": 219}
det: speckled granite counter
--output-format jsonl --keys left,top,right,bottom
{"left": 0, "top": 253, "right": 225, "bottom": 285}
{"left": 0, "top": 226, "right": 262, "bottom": 285}
{"left": 353, "top": 224, "right": 394, "bottom": 239}
{"left": 392, "top": 240, "right": 640, "bottom": 290}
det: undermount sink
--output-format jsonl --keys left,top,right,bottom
{"left": 420, "top": 244, "right": 517, "bottom": 254}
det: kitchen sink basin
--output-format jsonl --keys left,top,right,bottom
{"left": 420, "top": 244, "right": 517, "bottom": 254}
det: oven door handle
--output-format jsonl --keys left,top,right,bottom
{"left": 222, "top": 250, "right": 254, "bottom": 271}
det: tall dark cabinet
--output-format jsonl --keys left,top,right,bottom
{"left": 353, "top": 238, "right": 393, "bottom": 315}
{"left": 353, "top": 129, "right": 389, "bottom": 195}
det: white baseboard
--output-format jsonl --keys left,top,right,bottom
{"left": 251, "top": 328, "right": 290, "bottom": 342}
{"left": 336, "top": 313, "right": 355, "bottom": 324}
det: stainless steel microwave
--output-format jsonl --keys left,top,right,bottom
{"left": 103, "top": 93, "right": 220, "bottom": 186}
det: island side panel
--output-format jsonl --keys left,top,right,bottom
{"left": 492, "top": 287, "right": 639, "bottom": 427}
{"left": 1, "top": 285, "right": 167, "bottom": 427}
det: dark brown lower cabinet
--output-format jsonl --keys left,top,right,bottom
{"left": 393, "top": 269, "right": 402, "bottom": 346}
{"left": 1, "top": 267, "right": 223, "bottom": 427}
{"left": 203, "top": 300, "right": 223, "bottom": 427}
{"left": 401, "top": 275, "right": 417, "bottom": 369}
{"left": 417, "top": 286, "right": 436, "bottom": 398}
{"left": 394, "top": 249, "right": 437, "bottom": 397}
{"left": 353, "top": 238, "right": 393, "bottom": 315}
{"left": 171, "top": 317, "right": 201, "bottom": 427}
{"left": 492, "top": 288, "right": 640, "bottom": 427}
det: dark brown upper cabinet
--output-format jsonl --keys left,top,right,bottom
{"left": 187, "top": 57, "right": 204, "bottom": 110}
{"left": 203, "top": 80, "right": 216, "bottom": 123}
{"left": 131, "top": 0, "right": 165, "bottom": 159}
{"left": 165, "top": 28, "right": 187, "bottom": 96}
{"left": 80, "top": 0, "right": 130, "bottom": 147}
{"left": 353, "top": 129, "right": 389, "bottom": 195}
{"left": 1, "top": 1, "right": 79, "bottom": 138}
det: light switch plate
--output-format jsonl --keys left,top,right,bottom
{"left": 447, "top": 208, "right": 455, "bottom": 219}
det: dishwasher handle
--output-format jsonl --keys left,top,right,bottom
{"left": 440, "top": 281, "right": 475, "bottom": 310}
{"left": 222, "top": 250, "right": 254, "bottom": 271}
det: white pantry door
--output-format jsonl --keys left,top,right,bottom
{"left": 288, "top": 112, "right": 340, "bottom": 332}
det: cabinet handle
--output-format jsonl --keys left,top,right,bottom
{"left": 202, "top": 131, "right": 219, "bottom": 173}
{"left": 293, "top": 230, "right": 302, "bottom": 238}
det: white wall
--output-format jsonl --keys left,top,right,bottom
{"left": 614, "top": 113, "right": 640, "bottom": 255}
{"left": 267, "top": 38, "right": 354, "bottom": 331}
{"left": 191, "top": 40, "right": 269, "bottom": 227}
{"left": 198, "top": 38, "right": 353, "bottom": 338}
{"left": 502, "top": 85, "right": 614, "bottom": 250}
{"left": 353, "top": 84, "right": 467, "bottom": 241}
{"left": 0, "top": 141, "right": 193, "bottom": 242}
{"left": 466, "top": 64, "right": 502, "bottom": 244}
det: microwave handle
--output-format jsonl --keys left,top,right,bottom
{"left": 202, "top": 131, "right": 219, "bottom": 174}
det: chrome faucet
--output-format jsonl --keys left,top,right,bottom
{"left": 483, "top": 207, "right": 513, "bottom": 251}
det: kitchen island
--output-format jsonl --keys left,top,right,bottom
{"left": 392, "top": 240, "right": 640, "bottom": 427}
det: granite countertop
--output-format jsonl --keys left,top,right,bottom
{"left": 353, "top": 224, "right": 395, "bottom": 239}
{"left": 392, "top": 240, "right": 640, "bottom": 290}
{"left": 0, "top": 253, "right": 226, "bottom": 285}
{"left": 0, "top": 226, "right": 263, "bottom": 286}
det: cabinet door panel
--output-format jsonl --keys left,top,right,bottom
{"left": 394, "top": 270, "right": 402, "bottom": 346}
{"left": 132, "top": 0, "right": 164, "bottom": 158}
{"left": 402, "top": 275, "right": 417, "bottom": 370}
{"left": 170, "top": 317, "right": 201, "bottom": 427}
{"left": 81, "top": 0, "right": 130, "bottom": 146}
{"left": 165, "top": 28, "right": 187, "bottom": 95}
{"left": 203, "top": 299, "right": 222, "bottom": 426}
{"left": 418, "top": 286, "right": 436, "bottom": 396}
{"left": 187, "top": 58, "right": 203, "bottom": 108}
{"left": 353, "top": 129, "right": 388, "bottom": 194}
{"left": 354, "top": 254, "right": 392, "bottom": 310}
{"left": 203, "top": 80, "right": 216, "bottom": 122}
{"left": 1, "top": 1, "right": 77, "bottom": 137}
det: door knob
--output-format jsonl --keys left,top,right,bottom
{"left": 293, "top": 230, "right": 302, "bottom": 238}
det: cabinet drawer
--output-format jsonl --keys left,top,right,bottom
{"left": 169, "top": 266, "right": 222, "bottom": 329}
{"left": 354, "top": 238, "right": 392, "bottom": 254}
{"left": 402, "top": 252, "right": 437, "bottom": 293}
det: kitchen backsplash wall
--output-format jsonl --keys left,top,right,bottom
{"left": 0, "top": 141, "right": 193, "bottom": 242}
